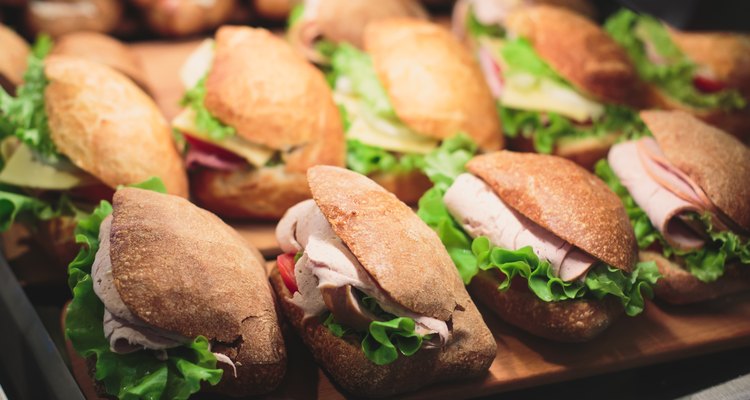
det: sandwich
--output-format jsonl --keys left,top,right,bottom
{"left": 65, "top": 186, "right": 286, "bottom": 398}
{"left": 271, "top": 165, "right": 496, "bottom": 397}
{"left": 0, "top": 38, "right": 187, "bottom": 265}
{"left": 173, "top": 26, "right": 345, "bottom": 219}
{"left": 287, "top": 0, "right": 427, "bottom": 64}
{"left": 329, "top": 18, "right": 503, "bottom": 204}
{"left": 418, "top": 151, "right": 660, "bottom": 342}
{"left": 50, "top": 31, "right": 150, "bottom": 94}
{"left": 596, "top": 110, "right": 750, "bottom": 304}
{"left": 26, "top": 0, "right": 122, "bottom": 37}
{"left": 0, "top": 24, "right": 29, "bottom": 94}
{"left": 605, "top": 9, "right": 750, "bottom": 140}
{"left": 458, "top": 5, "right": 648, "bottom": 169}
{"left": 254, "top": 0, "right": 293, "bottom": 21}
{"left": 133, "top": 0, "right": 235, "bottom": 37}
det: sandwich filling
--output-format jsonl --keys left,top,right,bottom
{"left": 416, "top": 158, "right": 659, "bottom": 316}
{"left": 605, "top": 9, "right": 746, "bottom": 111}
{"left": 287, "top": 0, "right": 338, "bottom": 64}
{"left": 462, "top": 4, "right": 647, "bottom": 154}
{"left": 276, "top": 199, "right": 449, "bottom": 365}
{"left": 0, "top": 35, "right": 107, "bottom": 232}
{"left": 597, "top": 140, "right": 750, "bottom": 282}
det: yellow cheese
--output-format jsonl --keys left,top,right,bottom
{"left": 0, "top": 142, "right": 96, "bottom": 190}
{"left": 501, "top": 73, "right": 605, "bottom": 122}
{"left": 172, "top": 108, "right": 275, "bottom": 168}
{"left": 180, "top": 39, "right": 215, "bottom": 89}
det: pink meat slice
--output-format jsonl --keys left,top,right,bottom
{"left": 444, "top": 173, "right": 597, "bottom": 282}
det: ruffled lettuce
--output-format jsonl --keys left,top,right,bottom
{"left": 596, "top": 159, "right": 750, "bottom": 282}
{"left": 322, "top": 294, "right": 428, "bottom": 365}
{"left": 466, "top": 6, "right": 505, "bottom": 39}
{"left": 180, "top": 77, "right": 236, "bottom": 141}
{"left": 346, "top": 139, "right": 425, "bottom": 176}
{"left": 330, "top": 44, "right": 395, "bottom": 119}
{"left": 0, "top": 35, "right": 58, "bottom": 163}
{"left": 500, "top": 38, "right": 568, "bottom": 86}
{"left": 65, "top": 182, "right": 223, "bottom": 399}
{"left": 0, "top": 185, "right": 73, "bottom": 231}
{"left": 605, "top": 9, "right": 746, "bottom": 111}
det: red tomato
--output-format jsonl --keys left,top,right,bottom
{"left": 693, "top": 75, "right": 727, "bottom": 93}
{"left": 277, "top": 253, "right": 299, "bottom": 293}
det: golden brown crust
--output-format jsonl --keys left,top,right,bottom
{"left": 508, "top": 131, "right": 620, "bottom": 171}
{"left": 365, "top": 18, "right": 503, "bottom": 151}
{"left": 469, "top": 271, "right": 623, "bottom": 342}
{"left": 642, "top": 110, "right": 750, "bottom": 232}
{"left": 467, "top": 151, "right": 637, "bottom": 271}
{"left": 191, "top": 165, "right": 312, "bottom": 220}
{"left": 641, "top": 251, "right": 750, "bottom": 305}
{"left": 204, "top": 26, "right": 345, "bottom": 160}
{"left": 315, "top": 0, "right": 427, "bottom": 48}
{"left": 110, "top": 188, "right": 286, "bottom": 395}
{"left": 669, "top": 30, "right": 750, "bottom": 99}
{"left": 370, "top": 170, "right": 433, "bottom": 205}
{"left": 270, "top": 267, "right": 496, "bottom": 397}
{"left": 0, "top": 24, "right": 29, "bottom": 93}
{"left": 51, "top": 31, "right": 150, "bottom": 94}
{"left": 140, "top": 0, "right": 235, "bottom": 37}
{"left": 43, "top": 56, "right": 188, "bottom": 197}
{"left": 505, "top": 5, "right": 646, "bottom": 107}
{"left": 254, "top": 0, "right": 293, "bottom": 20}
{"left": 308, "top": 165, "right": 459, "bottom": 321}
{"left": 25, "top": 0, "right": 122, "bottom": 37}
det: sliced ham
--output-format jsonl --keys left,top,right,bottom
{"left": 608, "top": 138, "right": 707, "bottom": 251}
{"left": 444, "top": 173, "right": 597, "bottom": 282}
{"left": 276, "top": 200, "right": 451, "bottom": 344}
{"left": 478, "top": 45, "right": 503, "bottom": 99}
{"left": 92, "top": 216, "right": 188, "bottom": 354}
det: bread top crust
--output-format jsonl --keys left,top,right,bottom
{"left": 642, "top": 110, "right": 750, "bottom": 232}
{"left": 307, "top": 166, "right": 460, "bottom": 321}
{"left": 364, "top": 18, "right": 503, "bottom": 151}
{"left": 204, "top": 25, "right": 345, "bottom": 167}
{"left": 44, "top": 56, "right": 188, "bottom": 197}
{"left": 315, "top": 0, "right": 427, "bottom": 48}
{"left": 110, "top": 188, "right": 280, "bottom": 345}
{"left": 506, "top": 5, "right": 646, "bottom": 107}
{"left": 467, "top": 151, "right": 637, "bottom": 272}
{"left": 51, "top": 31, "right": 150, "bottom": 92}
{"left": 0, "top": 24, "right": 29, "bottom": 88}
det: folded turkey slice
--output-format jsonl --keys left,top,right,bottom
{"left": 444, "top": 173, "right": 597, "bottom": 282}
{"left": 276, "top": 199, "right": 450, "bottom": 345}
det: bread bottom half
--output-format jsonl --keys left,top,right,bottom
{"left": 269, "top": 267, "right": 496, "bottom": 398}
{"left": 508, "top": 131, "right": 620, "bottom": 171}
{"left": 469, "top": 270, "right": 624, "bottom": 342}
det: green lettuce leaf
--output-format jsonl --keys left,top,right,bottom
{"left": 120, "top": 176, "right": 168, "bottom": 193}
{"left": 180, "top": 77, "right": 236, "bottom": 141}
{"left": 605, "top": 9, "right": 746, "bottom": 111}
{"left": 66, "top": 191, "right": 223, "bottom": 399}
{"left": 499, "top": 104, "right": 649, "bottom": 154}
{"left": 500, "top": 38, "right": 568, "bottom": 86}
{"left": 466, "top": 6, "right": 505, "bottom": 39}
{"left": 287, "top": 3, "right": 305, "bottom": 27}
{"left": 596, "top": 159, "right": 750, "bottom": 282}
{"left": 0, "top": 187, "right": 66, "bottom": 231}
{"left": 421, "top": 133, "right": 478, "bottom": 191}
{"left": 346, "top": 139, "right": 425, "bottom": 176}
{"left": 330, "top": 44, "right": 395, "bottom": 119}
{"left": 0, "top": 35, "right": 59, "bottom": 163}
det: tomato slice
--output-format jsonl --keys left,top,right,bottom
{"left": 277, "top": 253, "right": 299, "bottom": 293}
{"left": 693, "top": 75, "right": 727, "bottom": 93}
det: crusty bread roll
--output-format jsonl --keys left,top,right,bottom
{"left": 191, "top": 26, "right": 345, "bottom": 219}
{"left": 253, "top": 0, "right": 293, "bottom": 20}
{"left": 0, "top": 24, "right": 29, "bottom": 94}
{"left": 508, "top": 131, "right": 620, "bottom": 171}
{"left": 91, "top": 188, "right": 286, "bottom": 396}
{"left": 136, "top": 0, "right": 235, "bottom": 37}
{"left": 506, "top": 5, "right": 647, "bottom": 108}
{"left": 44, "top": 56, "right": 188, "bottom": 197}
{"left": 51, "top": 31, "right": 150, "bottom": 93}
{"left": 26, "top": 0, "right": 123, "bottom": 37}
{"left": 365, "top": 18, "right": 504, "bottom": 151}
{"left": 270, "top": 166, "right": 496, "bottom": 396}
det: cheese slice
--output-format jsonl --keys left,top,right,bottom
{"left": 173, "top": 108, "right": 275, "bottom": 168}
{"left": 0, "top": 141, "right": 97, "bottom": 190}
{"left": 180, "top": 39, "right": 215, "bottom": 89}
{"left": 501, "top": 72, "right": 605, "bottom": 122}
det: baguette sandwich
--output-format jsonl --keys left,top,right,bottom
{"left": 270, "top": 166, "right": 496, "bottom": 397}
{"left": 173, "top": 26, "right": 345, "bottom": 219}
{"left": 605, "top": 9, "right": 750, "bottom": 140}
{"left": 457, "top": 5, "right": 648, "bottom": 169}
{"left": 330, "top": 18, "right": 503, "bottom": 204}
{"left": 0, "top": 24, "right": 29, "bottom": 94}
{"left": 418, "top": 151, "right": 660, "bottom": 341}
{"left": 0, "top": 39, "right": 187, "bottom": 265}
{"left": 596, "top": 110, "right": 750, "bottom": 304}
{"left": 65, "top": 187, "right": 286, "bottom": 398}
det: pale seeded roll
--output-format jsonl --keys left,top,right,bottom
{"left": 43, "top": 56, "right": 188, "bottom": 197}
{"left": 25, "top": 0, "right": 122, "bottom": 37}
{"left": 110, "top": 188, "right": 286, "bottom": 395}
{"left": 467, "top": 151, "right": 638, "bottom": 272}
{"left": 641, "top": 251, "right": 750, "bottom": 305}
{"left": 51, "top": 32, "right": 150, "bottom": 94}
{"left": 138, "top": 0, "right": 235, "bottom": 37}
{"left": 0, "top": 24, "right": 29, "bottom": 94}
{"left": 365, "top": 18, "right": 504, "bottom": 151}
{"left": 506, "top": 5, "right": 647, "bottom": 108}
